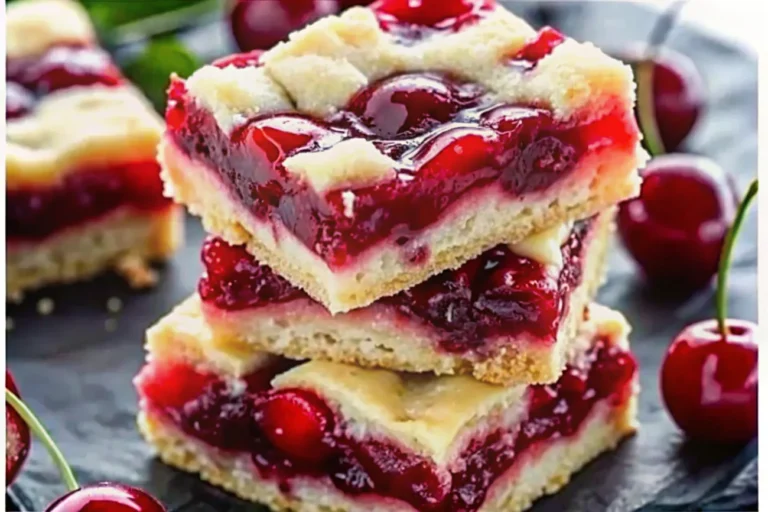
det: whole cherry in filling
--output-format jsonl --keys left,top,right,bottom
{"left": 661, "top": 180, "right": 757, "bottom": 444}
{"left": 618, "top": 154, "right": 738, "bottom": 293}
{"left": 137, "top": 339, "right": 636, "bottom": 511}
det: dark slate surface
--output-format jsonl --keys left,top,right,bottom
{"left": 7, "top": 1, "right": 758, "bottom": 511}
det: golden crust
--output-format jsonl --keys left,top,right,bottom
{"left": 145, "top": 298, "right": 631, "bottom": 463}
{"left": 7, "top": 206, "right": 182, "bottom": 301}
{"left": 7, "top": 0, "right": 94, "bottom": 59}
{"left": 198, "top": 210, "right": 613, "bottom": 386}
{"left": 7, "top": 86, "right": 163, "bottom": 188}
{"left": 138, "top": 394, "right": 637, "bottom": 512}
{"left": 160, "top": 136, "right": 643, "bottom": 313}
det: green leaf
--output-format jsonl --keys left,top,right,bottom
{"left": 80, "top": 0, "right": 211, "bottom": 29}
{"left": 122, "top": 37, "right": 201, "bottom": 112}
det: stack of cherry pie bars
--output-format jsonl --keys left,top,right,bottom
{"left": 136, "top": 2, "right": 648, "bottom": 510}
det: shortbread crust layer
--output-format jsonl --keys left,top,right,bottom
{"left": 162, "top": 138, "right": 640, "bottom": 313}
{"left": 138, "top": 302, "right": 637, "bottom": 512}
{"left": 7, "top": 206, "right": 182, "bottom": 301}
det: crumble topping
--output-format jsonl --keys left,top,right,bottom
{"left": 7, "top": 0, "right": 94, "bottom": 59}
{"left": 283, "top": 139, "right": 397, "bottom": 192}
{"left": 185, "top": 66, "right": 293, "bottom": 134}
{"left": 7, "top": 86, "right": 162, "bottom": 187}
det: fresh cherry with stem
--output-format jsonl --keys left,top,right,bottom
{"left": 6, "top": 371, "right": 30, "bottom": 487}
{"left": 660, "top": 180, "right": 758, "bottom": 444}
{"left": 631, "top": 1, "right": 705, "bottom": 155}
{"left": 5, "top": 389, "right": 166, "bottom": 512}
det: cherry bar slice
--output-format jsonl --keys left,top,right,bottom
{"left": 6, "top": 0, "right": 181, "bottom": 300}
{"left": 160, "top": 0, "right": 645, "bottom": 313}
{"left": 137, "top": 302, "right": 638, "bottom": 512}
{"left": 196, "top": 211, "right": 613, "bottom": 385}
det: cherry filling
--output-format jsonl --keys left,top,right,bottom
{"left": 6, "top": 44, "right": 124, "bottom": 119}
{"left": 372, "top": 0, "right": 496, "bottom": 42}
{"left": 136, "top": 340, "right": 636, "bottom": 512}
{"left": 6, "top": 44, "right": 171, "bottom": 242}
{"left": 7, "top": 161, "right": 171, "bottom": 243}
{"left": 199, "top": 218, "right": 594, "bottom": 352}
{"left": 170, "top": 58, "right": 633, "bottom": 268}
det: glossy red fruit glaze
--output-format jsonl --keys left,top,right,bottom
{"left": 509, "top": 26, "right": 565, "bottom": 68}
{"left": 372, "top": 0, "right": 494, "bottom": 38}
{"left": 620, "top": 48, "right": 704, "bottom": 152}
{"left": 618, "top": 154, "right": 737, "bottom": 292}
{"left": 343, "top": 72, "right": 484, "bottom": 138}
{"left": 7, "top": 161, "right": 171, "bottom": 243}
{"left": 228, "top": 0, "right": 339, "bottom": 52}
{"left": 199, "top": 219, "right": 593, "bottom": 353}
{"left": 169, "top": 68, "right": 634, "bottom": 268}
{"left": 199, "top": 236, "right": 306, "bottom": 309}
{"left": 212, "top": 49, "right": 265, "bottom": 69}
{"left": 139, "top": 341, "right": 636, "bottom": 511}
{"left": 6, "top": 371, "right": 30, "bottom": 487}
{"left": 7, "top": 45, "right": 122, "bottom": 96}
{"left": 256, "top": 390, "right": 335, "bottom": 463}
{"left": 45, "top": 483, "right": 165, "bottom": 512}
{"left": 661, "top": 319, "right": 757, "bottom": 444}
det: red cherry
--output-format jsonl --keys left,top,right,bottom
{"left": 347, "top": 73, "right": 463, "bottom": 138}
{"left": 621, "top": 48, "right": 705, "bottom": 152}
{"left": 617, "top": 154, "right": 738, "bottom": 292}
{"left": 134, "top": 363, "right": 216, "bottom": 411}
{"left": 373, "top": 0, "right": 484, "bottom": 27}
{"left": 661, "top": 319, "right": 757, "bottom": 444}
{"left": 228, "top": 0, "right": 339, "bottom": 52}
{"left": 256, "top": 390, "right": 335, "bottom": 463}
{"left": 6, "top": 371, "right": 30, "bottom": 487}
{"left": 45, "top": 483, "right": 165, "bottom": 512}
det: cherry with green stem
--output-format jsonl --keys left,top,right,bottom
{"left": 5, "top": 388, "right": 165, "bottom": 512}
{"left": 6, "top": 371, "right": 30, "bottom": 487}
{"left": 660, "top": 179, "right": 758, "bottom": 444}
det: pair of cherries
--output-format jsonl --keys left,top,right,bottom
{"left": 613, "top": 14, "right": 756, "bottom": 442}
{"left": 5, "top": 375, "right": 164, "bottom": 512}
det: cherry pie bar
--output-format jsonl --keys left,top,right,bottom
{"left": 195, "top": 210, "right": 613, "bottom": 385}
{"left": 6, "top": 0, "right": 182, "bottom": 299}
{"left": 159, "top": 0, "right": 646, "bottom": 313}
{"left": 136, "top": 302, "right": 637, "bottom": 512}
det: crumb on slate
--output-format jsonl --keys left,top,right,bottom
{"left": 106, "top": 297, "right": 123, "bottom": 313}
{"left": 6, "top": 318, "right": 14, "bottom": 331}
{"left": 116, "top": 255, "right": 158, "bottom": 289}
{"left": 105, "top": 318, "right": 118, "bottom": 332}
{"left": 37, "top": 298, "right": 54, "bottom": 315}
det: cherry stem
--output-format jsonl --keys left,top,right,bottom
{"left": 716, "top": 179, "right": 758, "bottom": 337}
{"left": 636, "top": 0, "right": 687, "bottom": 157}
{"left": 5, "top": 389, "right": 79, "bottom": 493}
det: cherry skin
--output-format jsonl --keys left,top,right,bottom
{"left": 45, "top": 483, "right": 165, "bottom": 512}
{"left": 661, "top": 319, "right": 757, "bottom": 444}
{"left": 228, "top": 0, "right": 339, "bottom": 51}
{"left": 617, "top": 154, "right": 737, "bottom": 293}
{"left": 373, "top": 0, "right": 482, "bottom": 26}
{"left": 256, "top": 390, "right": 335, "bottom": 463}
{"left": 620, "top": 47, "right": 705, "bottom": 152}
{"left": 6, "top": 371, "right": 31, "bottom": 487}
